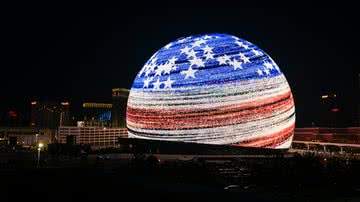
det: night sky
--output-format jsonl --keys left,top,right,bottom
{"left": 1, "top": 1, "right": 359, "bottom": 127}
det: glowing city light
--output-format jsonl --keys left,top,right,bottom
{"left": 127, "top": 33, "right": 295, "bottom": 149}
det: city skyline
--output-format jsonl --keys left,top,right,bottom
{"left": 1, "top": 1, "right": 359, "bottom": 127}
{"left": 2, "top": 2, "right": 360, "bottom": 201}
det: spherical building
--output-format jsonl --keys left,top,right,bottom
{"left": 127, "top": 33, "right": 295, "bottom": 149}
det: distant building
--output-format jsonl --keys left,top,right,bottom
{"left": 319, "top": 93, "right": 339, "bottom": 127}
{"left": 358, "top": 74, "right": 360, "bottom": 126}
{"left": 111, "top": 88, "right": 129, "bottom": 127}
{"left": 30, "top": 101, "right": 71, "bottom": 129}
{"left": 57, "top": 126, "right": 127, "bottom": 148}
{"left": 0, "top": 109, "right": 28, "bottom": 127}
{"left": 0, "top": 127, "right": 55, "bottom": 147}
{"left": 81, "top": 103, "right": 112, "bottom": 127}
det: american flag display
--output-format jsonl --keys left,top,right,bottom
{"left": 126, "top": 33, "right": 295, "bottom": 149}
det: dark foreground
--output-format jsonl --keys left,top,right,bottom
{"left": 2, "top": 152, "right": 360, "bottom": 202}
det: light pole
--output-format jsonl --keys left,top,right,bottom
{"left": 37, "top": 143, "right": 44, "bottom": 168}
{"left": 35, "top": 133, "right": 39, "bottom": 145}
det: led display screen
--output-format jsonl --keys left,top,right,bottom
{"left": 127, "top": 33, "right": 295, "bottom": 149}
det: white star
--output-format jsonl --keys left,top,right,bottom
{"left": 235, "top": 41, "right": 243, "bottom": 46}
{"left": 168, "top": 56, "right": 178, "bottom": 64}
{"left": 154, "top": 65, "right": 164, "bottom": 76}
{"left": 189, "top": 57, "right": 205, "bottom": 68}
{"left": 162, "top": 62, "right": 173, "bottom": 75}
{"left": 181, "top": 66, "right": 198, "bottom": 79}
{"left": 269, "top": 58, "right": 279, "bottom": 71}
{"left": 180, "top": 46, "right": 191, "bottom": 54}
{"left": 150, "top": 57, "right": 157, "bottom": 64}
{"left": 143, "top": 63, "right": 150, "bottom": 71}
{"left": 257, "top": 69, "right": 263, "bottom": 76}
{"left": 164, "top": 43, "right": 172, "bottom": 49}
{"left": 252, "top": 49, "right": 262, "bottom": 56}
{"left": 186, "top": 49, "right": 197, "bottom": 58}
{"left": 240, "top": 54, "right": 250, "bottom": 63}
{"left": 152, "top": 78, "right": 162, "bottom": 90}
{"left": 201, "top": 45, "right": 213, "bottom": 54}
{"left": 148, "top": 63, "right": 156, "bottom": 71}
{"left": 203, "top": 35, "right": 212, "bottom": 40}
{"left": 205, "top": 52, "right": 215, "bottom": 60}
{"left": 191, "top": 39, "right": 207, "bottom": 48}
{"left": 143, "top": 77, "right": 153, "bottom": 88}
{"left": 163, "top": 77, "right": 175, "bottom": 89}
{"left": 144, "top": 69, "right": 152, "bottom": 77}
{"left": 235, "top": 41, "right": 249, "bottom": 49}
{"left": 263, "top": 68, "right": 270, "bottom": 75}
{"left": 177, "top": 38, "right": 187, "bottom": 43}
{"left": 217, "top": 55, "right": 230, "bottom": 65}
{"left": 229, "top": 59, "right": 242, "bottom": 70}
{"left": 263, "top": 62, "right": 273, "bottom": 70}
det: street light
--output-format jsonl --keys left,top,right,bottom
{"left": 35, "top": 133, "right": 39, "bottom": 145}
{"left": 37, "top": 143, "right": 44, "bottom": 168}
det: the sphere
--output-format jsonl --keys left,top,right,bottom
{"left": 127, "top": 33, "right": 295, "bottom": 149}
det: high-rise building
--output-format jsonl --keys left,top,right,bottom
{"left": 319, "top": 94, "right": 339, "bottom": 127}
{"left": 57, "top": 126, "right": 127, "bottom": 148}
{"left": 30, "top": 101, "right": 71, "bottom": 129}
{"left": 111, "top": 88, "right": 129, "bottom": 127}
{"left": 81, "top": 103, "right": 112, "bottom": 127}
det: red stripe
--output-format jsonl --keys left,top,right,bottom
{"left": 128, "top": 90, "right": 292, "bottom": 118}
{"left": 127, "top": 92, "right": 294, "bottom": 130}
{"left": 232, "top": 123, "right": 295, "bottom": 148}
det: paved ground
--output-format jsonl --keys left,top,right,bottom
{"left": 2, "top": 152, "right": 360, "bottom": 201}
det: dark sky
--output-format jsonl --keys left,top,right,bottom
{"left": 1, "top": 1, "right": 359, "bottom": 127}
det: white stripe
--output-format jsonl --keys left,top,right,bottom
{"left": 128, "top": 76, "right": 291, "bottom": 109}
{"left": 127, "top": 107, "right": 295, "bottom": 145}
{"left": 275, "top": 135, "right": 293, "bottom": 149}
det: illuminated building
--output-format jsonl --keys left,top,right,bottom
{"left": 57, "top": 126, "right": 127, "bottom": 148}
{"left": 319, "top": 93, "right": 339, "bottom": 127}
{"left": 0, "top": 127, "right": 55, "bottom": 146}
{"left": 30, "top": 101, "right": 71, "bottom": 129}
{"left": 111, "top": 88, "right": 129, "bottom": 127}
{"left": 127, "top": 33, "right": 295, "bottom": 149}
{"left": 81, "top": 103, "right": 112, "bottom": 127}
